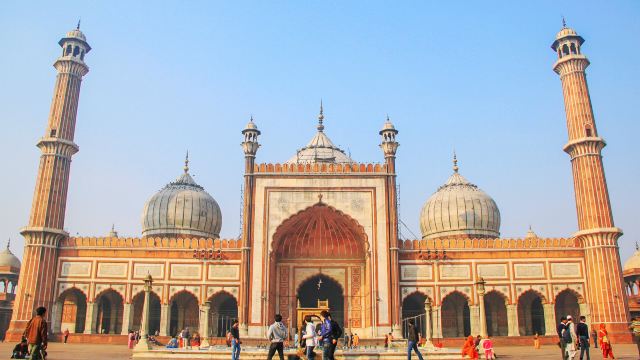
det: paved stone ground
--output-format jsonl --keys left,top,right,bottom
{"left": 0, "top": 342, "right": 637, "bottom": 359}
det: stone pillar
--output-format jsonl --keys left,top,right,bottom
{"left": 160, "top": 304, "right": 170, "bottom": 336}
{"left": 469, "top": 305, "right": 480, "bottom": 336}
{"left": 134, "top": 275, "right": 152, "bottom": 352}
{"left": 579, "top": 303, "right": 591, "bottom": 325}
{"left": 543, "top": 303, "right": 556, "bottom": 336}
{"left": 121, "top": 303, "right": 133, "bottom": 335}
{"left": 51, "top": 301, "right": 63, "bottom": 334}
{"left": 477, "top": 292, "right": 487, "bottom": 337}
{"left": 200, "top": 302, "right": 211, "bottom": 348}
{"left": 432, "top": 306, "right": 442, "bottom": 339}
{"left": 507, "top": 304, "right": 519, "bottom": 336}
{"left": 424, "top": 300, "right": 433, "bottom": 348}
{"left": 84, "top": 302, "right": 97, "bottom": 334}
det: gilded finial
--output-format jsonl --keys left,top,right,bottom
{"left": 562, "top": 16, "right": 566, "bottom": 28}
{"left": 184, "top": 151, "right": 189, "bottom": 174}
{"left": 636, "top": 241, "right": 639, "bottom": 252}
{"left": 453, "top": 151, "right": 459, "bottom": 173}
{"left": 317, "top": 193, "right": 323, "bottom": 203}
{"left": 77, "top": 18, "right": 81, "bottom": 30}
{"left": 317, "top": 100, "right": 325, "bottom": 132}
{"left": 6, "top": 238, "right": 10, "bottom": 250}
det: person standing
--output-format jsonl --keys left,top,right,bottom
{"left": 597, "top": 324, "right": 616, "bottom": 359}
{"left": 266, "top": 314, "right": 288, "bottom": 360}
{"left": 482, "top": 336, "right": 495, "bottom": 360}
{"left": 533, "top": 333, "right": 540, "bottom": 349}
{"left": 590, "top": 329, "right": 598, "bottom": 349}
{"left": 128, "top": 330, "right": 135, "bottom": 349}
{"left": 353, "top": 333, "right": 359, "bottom": 348}
{"left": 63, "top": 328, "right": 70, "bottom": 344}
{"left": 461, "top": 335, "right": 479, "bottom": 359}
{"left": 629, "top": 316, "right": 640, "bottom": 356}
{"left": 231, "top": 320, "right": 241, "bottom": 360}
{"left": 557, "top": 316, "right": 569, "bottom": 360}
{"left": 406, "top": 319, "right": 424, "bottom": 360}
{"left": 181, "top": 327, "right": 191, "bottom": 349}
{"left": 23, "top": 306, "right": 48, "bottom": 360}
{"left": 343, "top": 332, "right": 350, "bottom": 349}
{"left": 565, "top": 316, "right": 578, "bottom": 360}
{"left": 317, "top": 310, "right": 334, "bottom": 360}
{"left": 576, "top": 316, "right": 590, "bottom": 360}
{"left": 302, "top": 315, "right": 318, "bottom": 360}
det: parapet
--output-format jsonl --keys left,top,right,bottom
{"left": 60, "top": 236, "right": 243, "bottom": 250}
{"left": 253, "top": 162, "right": 388, "bottom": 174}
{"left": 398, "top": 237, "right": 579, "bottom": 250}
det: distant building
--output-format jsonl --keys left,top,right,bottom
{"left": 4, "top": 23, "right": 631, "bottom": 342}
{"left": 0, "top": 241, "right": 20, "bottom": 340}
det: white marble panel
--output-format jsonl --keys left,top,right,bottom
{"left": 551, "top": 263, "right": 581, "bottom": 278}
{"left": 401, "top": 265, "right": 433, "bottom": 280}
{"left": 97, "top": 263, "right": 128, "bottom": 278}
{"left": 208, "top": 265, "right": 239, "bottom": 280}
{"left": 60, "top": 262, "right": 91, "bottom": 277}
{"left": 134, "top": 263, "right": 164, "bottom": 279}
{"left": 514, "top": 263, "right": 545, "bottom": 278}
{"left": 171, "top": 264, "right": 202, "bottom": 280}
{"left": 477, "top": 264, "right": 508, "bottom": 279}
{"left": 439, "top": 264, "right": 471, "bottom": 280}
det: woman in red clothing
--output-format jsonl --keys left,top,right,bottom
{"left": 461, "top": 335, "right": 479, "bottom": 359}
{"left": 598, "top": 324, "right": 616, "bottom": 359}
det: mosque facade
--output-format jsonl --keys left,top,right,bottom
{"left": 4, "top": 24, "right": 632, "bottom": 343}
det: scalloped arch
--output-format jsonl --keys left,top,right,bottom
{"left": 271, "top": 203, "right": 369, "bottom": 259}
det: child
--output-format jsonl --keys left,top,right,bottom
{"left": 11, "top": 337, "right": 28, "bottom": 359}
{"left": 534, "top": 333, "right": 540, "bottom": 349}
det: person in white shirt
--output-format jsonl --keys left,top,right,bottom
{"left": 302, "top": 315, "right": 318, "bottom": 360}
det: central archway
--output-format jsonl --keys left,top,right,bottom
{"left": 297, "top": 274, "right": 345, "bottom": 327}
{"left": 269, "top": 202, "right": 369, "bottom": 333}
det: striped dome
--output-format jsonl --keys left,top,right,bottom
{"left": 142, "top": 159, "right": 221, "bottom": 238}
{"left": 420, "top": 159, "right": 500, "bottom": 240}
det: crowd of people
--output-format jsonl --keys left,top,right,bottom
{"left": 12, "top": 304, "right": 640, "bottom": 360}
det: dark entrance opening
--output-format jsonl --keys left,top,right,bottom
{"left": 297, "top": 275, "right": 344, "bottom": 328}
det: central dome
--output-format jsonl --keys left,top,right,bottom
{"left": 420, "top": 156, "right": 500, "bottom": 239}
{"left": 286, "top": 104, "right": 354, "bottom": 164}
{"left": 142, "top": 156, "right": 222, "bottom": 238}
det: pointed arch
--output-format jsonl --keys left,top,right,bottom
{"left": 518, "top": 290, "right": 546, "bottom": 336}
{"left": 207, "top": 291, "right": 238, "bottom": 337}
{"left": 58, "top": 288, "right": 87, "bottom": 334}
{"left": 441, "top": 291, "right": 471, "bottom": 338}
{"left": 271, "top": 203, "right": 368, "bottom": 259}
{"left": 94, "top": 289, "right": 124, "bottom": 334}
{"left": 484, "top": 291, "right": 508, "bottom": 336}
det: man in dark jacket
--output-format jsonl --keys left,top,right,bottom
{"left": 317, "top": 310, "right": 334, "bottom": 360}
{"left": 576, "top": 316, "right": 590, "bottom": 360}
{"left": 407, "top": 319, "right": 424, "bottom": 360}
{"left": 23, "top": 307, "right": 48, "bottom": 360}
{"left": 557, "top": 316, "right": 568, "bottom": 360}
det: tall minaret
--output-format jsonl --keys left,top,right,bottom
{"left": 239, "top": 116, "right": 260, "bottom": 336}
{"left": 552, "top": 23, "right": 629, "bottom": 336}
{"left": 380, "top": 116, "right": 401, "bottom": 337}
{"left": 7, "top": 25, "right": 90, "bottom": 340}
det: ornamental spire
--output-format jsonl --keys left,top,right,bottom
{"left": 317, "top": 100, "right": 325, "bottom": 132}
{"left": 77, "top": 18, "right": 81, "bottom": 30}
{"left": 453, "top": 151, "right": 459, "bottom": 173}
{"left": 6, "top": 238, "right": 9, "bottom": 250}
{"left": 184, "top": 151, "right": 189, "bottom": 174}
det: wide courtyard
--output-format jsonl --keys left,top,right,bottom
{"left": 1, "top": 342, "right": 638, "bottom": 360}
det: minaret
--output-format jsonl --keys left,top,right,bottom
{"left": 239, "top": 116, "right": 260, "bottom": 336}
{"left": 552, "top": 23, "right": 629, "bottom": 336}
{"left": 7, "top": 25, "right": 90, "bottom": 340}
{"left": 380, "top": 116, "right": 402, "bottom": 337}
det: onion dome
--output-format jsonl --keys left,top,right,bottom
{"left": 287, "top": 102, "right": 354, "bottom": 164}
{"left": 420, "top": 155, "right": 500, "bottom": 240}
{"left": 142, "top": 154, "right": 222, "bottom": 238}
{"left": 58, "top": 21, "right": 91, "bottom": 51}
{"left": 624, "top": 243, "right": 640, "bottom": 273}
{"left": 552, "top": 20, "right": 584, "bottom": 51}
{"left": 0, "top": 240, "right": 21, "bottom": 270}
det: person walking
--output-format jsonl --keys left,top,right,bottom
{"left": 231, "top": 320, "right": 241, "bottom": 360}
{"left": 317, "top": 310, "right": 334, "bottom": 360}
{"left": 406, "top": 319, "right": 424, "bottom": 360}
{"left": 302, "top": 315, "right": 318, "bottom": 360}
{"left": 482, "top": 336, "right": 495, "bottom": 360}
{"left": 63, "top": 328, "right": 70, "bottom": 344}
{"left": 128, "top": 330, "right": 135, "bottom": 349}
{"left": 565, "top": 316, "right": 578, "bottom": 360}
{"left": 23, "top": 306, "right": 48, "bottom": 360}
{"left": 597, "top": 324, "right": 616, "bottom": 359}
{"left": 266, "top": 314, "right": 288, "bottom": 360}
{"left": 629, "top": 316, "right": 640, "bottom": 356}
{"left": 576, "top": 316, "right": 590, "bottom": 360}
{"left": 557, "top": 316, "right": 569, "bottom": 360}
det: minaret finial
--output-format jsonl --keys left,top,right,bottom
{"left": 6, "top": 238, "right": 10, "bottom": 250}
{"left": 77, "top": 18, "right": 81, "bottom": 30}
{"left": 184, "top": 151, "right": 189, "bottom": 174}
{"left": 453, "top": 151, "right": 459, "bottom": 173}
{"left": 386, "top": 113, "right": 390, "bottom": 122}
{"left": 317, "top": 99, "right": 325, "bottom": 132}
{"left": 562, "top": 16, "right": 566, "bottom": 28}
{"left": 636, "top": 241, "right": 639, "bottom": 252}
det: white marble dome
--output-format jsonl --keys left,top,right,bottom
{"left": 420, "top": 159, "right": 500, "bottom": 240}
{"left": 142, "top": 160, "right": 221, "bottom": 238}
{"left": 0, "top": 244, "right": 21, "bottom": 270}
{"left": 624, "top": 249, "right": 640, "bottom": 272}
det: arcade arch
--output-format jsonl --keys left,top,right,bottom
{"left": 58, "top": 288, "right": 87, "bottom": 334}
{"left": 132, "top": 291, "right": 161, "bottom": 334}
{"left": 95, "top": 289, "right": 123, "bottom": 334}
{"left": 518, "top": 290, "right": 546, "bottom": 336}
{"left": 401, "top": 292, "right": 427, "bottom": 338}
{"left": 208, "top": 292, "right": 238, "bottom": 337}
{"left": 555, "top": 289, "right": 581, "bottom": 322}
{"left": 484, "top": 291, "right": 508, "bottom": 336}
{"left": 170, "top": 291, "right": 199, "bottom": 337}
{"left": 441, "top": 291, "right": 470, "bottom": 338}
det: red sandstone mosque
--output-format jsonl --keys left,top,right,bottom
{"left": 3, "top": 22, "right": 634, "bottom": 344}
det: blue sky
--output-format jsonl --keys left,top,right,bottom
{"left": 1, "top": 1, "right": 638, "bottom": 263}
